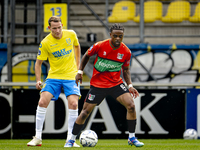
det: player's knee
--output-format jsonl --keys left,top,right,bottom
{"left": 38, "top": 99, "right": 48, "bottom": 108}
{"left": 127, "top": 102, "right": 136, "bottom": 113}
{"left": 69, "top": 101, "right": 78, "bottom": 109}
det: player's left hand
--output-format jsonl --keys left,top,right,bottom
{"left": 129, "top": 87, "right": 139, "bottom": 99}
{"left": 75, "top": 73, "right": 82, "bottom": 86}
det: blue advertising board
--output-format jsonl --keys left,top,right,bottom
{"left": 186, "top": 89, "right": 200, "bottom": 138}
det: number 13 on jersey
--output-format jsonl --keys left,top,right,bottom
{"left": 44, "top": 3, "right": 67, "bottom": 32}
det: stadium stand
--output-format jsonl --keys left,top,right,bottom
{"left": 162, "top": 1, "right": 190, "bottom": 23}
{"left": 1, "top": 1, "right": 200, "bottom": 45}
{"left": 133, "top": 1, "right": 162, "bottom": 23}
{"left": 189, "top": 2, "right": 200, "bottom": 23}
{"left": 108, "top": 1, "right": 136, "bottom": 23}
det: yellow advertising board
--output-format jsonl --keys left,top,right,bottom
{"left": 44, "top": 3, "right": 67, "bottom": 32}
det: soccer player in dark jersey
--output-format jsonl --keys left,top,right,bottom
{"left": 65, "top": 23, "right": 144, "bottom": 147}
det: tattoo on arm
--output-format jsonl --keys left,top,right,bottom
{"left": 123, "top": 66, "right": 132, "bottom": 85}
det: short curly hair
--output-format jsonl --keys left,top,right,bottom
{"left": 110, "top": 23, "right": 124, "bottom": 33}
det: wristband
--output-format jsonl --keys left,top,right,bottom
{"left": 37, "top": 81, "right": 41, "bottom": 84}
{"left": 128, "top": 84, "right": 133, "bottom": 89}
{"left": 78, "top": 70, "right": 83, "bottom": 74}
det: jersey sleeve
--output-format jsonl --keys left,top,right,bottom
{"left": 123, "top": 48, "right": 132, "bottom": 67}
{"left": 87, "top": 42, "right": 100, "bottom": 56}
{"left": 72, "top": 31, "right": 79, "bottom": 46}
{"left": 37, "top": 41, "right": 48, "bottom": 60}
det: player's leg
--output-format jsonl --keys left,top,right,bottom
{"left": 27, "top": 91, "right": 53, "bottom": 146}
{"left": 66, "top": 95, "right": 79, "bottom": 147}
{"left": 62, "top": 80, "right": 81, "bottom": 147}
{"left": 112, "top": 83, "right": 144, "bottom": 147}
{"left": 64, "top": 102, "right": 96, "bottom": 147}
{"left": 116, "top": 92, "right": 136, "bottom": 120}
{"left": 65, "top": 86, "right": 106, "bottom": 147}
{"left": 117, "top": 93, "right": 144, "bottom": 147}
{"left": 76, "top": 102, "right": 96, "bottom": 124}
{"left": 27, "top": 79, "right": 62, "bottom": 146}
{"left": 116, "top": 93, "right": 144, "bottom": 147}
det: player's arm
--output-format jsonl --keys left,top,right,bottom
{"left": 75, "top": 51, "right": 90, "bottom": 85}
{"left": 35, "top": 59, "right": 43, "bottom": 90}
{"left": 122, "top": 66, "right": 139, "bottom": 99}
{"left": 74, "top": 45, "right": 81, "bottom": 70}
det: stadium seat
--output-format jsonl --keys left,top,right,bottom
{"left": 189, "top": 2, "right": 200, "bottom": 23}
{"left": 108, "top": 1, "right": 135, "bottom": 23}
{"left": 162, "top": 1, "right": 190, "bottom": 23}
{"left": 133, "top": 1, "right": 163, "bottom": 23}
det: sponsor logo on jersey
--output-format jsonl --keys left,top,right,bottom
{"left": 117, "top": 53, "right": 124, "bottom": 60}
{"left": 94, "top": 57, "right": 123, "bottom": 72}
{"left": 103, "top": 51, "right": 106, "bottom": 56}
{"left": 52, "top": 48, "right": 72, "bottom": 58}
{"left": 88, "top": 94, "right": 95, "bottom": 101}
{"left": 66, "top": 38, "right": 72, "bottom": 46}
{"left": 50, "top": 43, "right": 58, "bottom": 47}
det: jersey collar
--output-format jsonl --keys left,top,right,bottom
{"left": 109, "top": 39, "right": 121, "bottom": 50}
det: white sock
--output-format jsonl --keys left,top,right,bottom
{"left": 35, "top": 106, "right": 47, "bottom": 140}
{"left": 129, "top": 133, "right": 135, "bottom": 138}
{"left": 71, "top": 134, "right": 77, "bottom": 141}
{"left": 66, "top": 109, "right": 78, "bottom": 142}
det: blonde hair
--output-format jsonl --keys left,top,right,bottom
{"left": 48, "top": 16, "right": 62, "bottom": 26}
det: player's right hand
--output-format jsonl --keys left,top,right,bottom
{"left": 36, "top": 81, "right": 42, "bottom": 90}
{"left": 75, "top": 73, "right": 82, "bottom": 86}
{"left": 129, "top": 87, "right": 139, "bottom": 99}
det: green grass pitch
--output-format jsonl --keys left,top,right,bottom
{"left": 0, "top": 139, "right": 199, "bottom": 150}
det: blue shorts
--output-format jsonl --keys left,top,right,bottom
{"left": 41, "top": 79, "right": 81, "bottom": 101}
